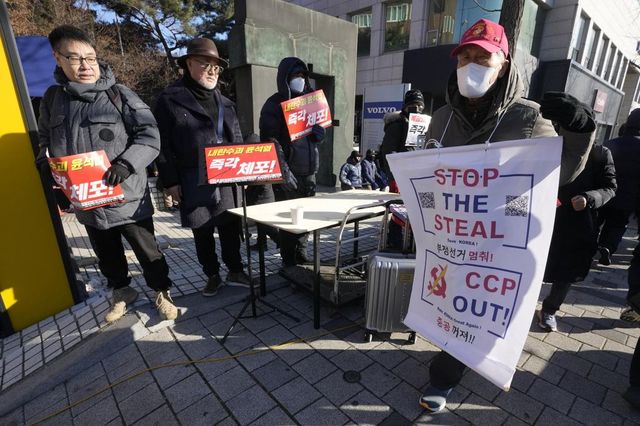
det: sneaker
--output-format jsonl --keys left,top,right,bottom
{"left": 105, "top": 286, "right": 138, "bottom": 323}
{"left": 623, "top": 386, "right": 640, "bottom": 409}
{"left": 155, "top": 290, "right": 178, "bottom": 320}
{"left": 202, "top": 273, "right": 221, "bottom": 297}
{"left": 419, "top": 385, "right": 453, "bottom": 413}
{"left": 598, "top": 246, "right": 611, "bottom": 266}
{"left": 537, "top": 310, "right": 557, "bottom": 332}
{"left": 621, "top": 306, "right": 640, "bottom": 322}
{"left": 226, "top": 271, "right": 251, "bottom": 288}
{"left": 296, "top": 251, "right": 312, "bottom": 264}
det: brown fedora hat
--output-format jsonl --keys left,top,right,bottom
{"left": 177, "top": 38, "right": 229, "bottom": 68}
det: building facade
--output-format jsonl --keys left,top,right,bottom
{"left": 287, "top": 0, "right": 640, "bottom": 143}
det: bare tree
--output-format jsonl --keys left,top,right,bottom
{"left": 499, "top": 0, "right": 525, "bottom": 59}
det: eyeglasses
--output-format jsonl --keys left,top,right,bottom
{"left": 57, "top": 51, "right": 98, "bottom": 66}
{"left": 191, "top": 58, "right": 223, "bottom": 74}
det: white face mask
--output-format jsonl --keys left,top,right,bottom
{"left": 457, "top": 63, "right": 498, "bottom": 99}
{"left": 289, "top": 77, "right": 305, "bottom": 94}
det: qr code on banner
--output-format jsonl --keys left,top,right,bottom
{"left": 419, "top": 192, "right": 435, "bottom": 209}
{"left": 505, "top": 195, "right": 529, "bottom": 217}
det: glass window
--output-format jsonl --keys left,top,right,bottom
{"left": 426, "top": 0, "right": 456, "bottom": 46}
{"left": 611, "top": 52, "right": 623, "bottom": 85}
{"left": 384, "top": 1, "right": 412, "bottom": 52}
{"left": 616, "top": 58, "right": 628, "bottom": 89}
{"left": 516, "top": 0, "right": 546, "bottom": 57}
{"left": 585, "top": 26, "right": 600, "bottom": 70}
{"left": 351, "top": 9, "right": 372, "bottom": 56}
{"left": 571, "top": 13, "right": 589, "bottom": 62}
{"left": 596, "top": 36, "right": 609, "bottom": 76}
{"left": 604, "top": 43, "right": 616, "bottom": 81}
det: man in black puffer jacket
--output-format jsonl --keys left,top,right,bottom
{"left": 259, "top": 57, "right": 326, "bottom": 266}
{"left": 380, "top": 89, "right": 425, "bottom": 192}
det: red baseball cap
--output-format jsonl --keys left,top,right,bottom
{"left": 451, "top": 19, "right": 509, "bottom": 57}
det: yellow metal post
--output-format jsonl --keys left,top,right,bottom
{"left": 0, "top": 1, "right": 78, "bottom": 333}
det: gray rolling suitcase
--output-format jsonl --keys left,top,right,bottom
{"left": 364, "top": 200, "right": 416, "bottom": 344}
{"left": 365, "top": 253, "right": 416, "bottom": 344}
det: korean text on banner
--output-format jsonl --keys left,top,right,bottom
{"left": 387, "top": 137, "right": 562, "bottom": 390}
{"left": 280, "top": 90, "right": 332, "bottom": 141}
{"left": 405, "top": 113, "right": 431, "bottom": 147}
{"left": 205, "top": 142, "right": 283, "bottom": 185}
{"left": 49, "top": 150, "right": 124, "bottom": 210}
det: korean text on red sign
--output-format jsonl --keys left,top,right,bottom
{"left": 205, "top": 142, "right": 283, "bottom": 185}
{"left": 280, "top": 89, "right": 332, "bottom": 141}
{"left": 48, "top": 150, "right": 124, "bottom": 210}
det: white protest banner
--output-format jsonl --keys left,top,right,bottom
{"left": 387, "top": 137, "right": 562, "bottom": 390}
{"left": 405, "top": 113, "right": 431, "bottom": 147}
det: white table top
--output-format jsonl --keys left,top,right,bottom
{"left": 229, "top": 190, "right": 400, "bottom": 234}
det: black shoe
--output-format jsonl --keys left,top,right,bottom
{"left": 598, "top": 246, "right": 611, "bottom": 266}
{"left": 296, "top": 252, "right": 311, "bottom": 264}
{"left": 202, "top": 274, "right": 221, "bottom": 297}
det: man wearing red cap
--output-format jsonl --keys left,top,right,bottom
{"left": 419, "top": 18, "right": 597, "bottom": 413}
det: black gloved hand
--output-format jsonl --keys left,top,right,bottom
{"left": 282, "top": 171, "right": 298, "bottom": 193}
{"left": 309, "top": 124, "right": 325, "bottom": 142}
{"left": 540, "top": 92, "right": 596, "bottom": 133}
{"left": 104, "top": 161, "right": 132, "bottom": 186}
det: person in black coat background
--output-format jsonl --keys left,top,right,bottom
{"left": 259, "top": 57, "right": 325, "bottom": 266}
{"left": 597, "top": 109, "right": 640, "bottom": 266}
{"left": 155, "top": 38, "right": 251, "bottom": 296}
{"left": 379, "top": 89, "right": 424, "bottom": 193}
{"left": 538, "top": 144, "right": 616, "bottom": 331}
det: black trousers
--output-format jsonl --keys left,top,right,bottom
{"left": 542, "top": 281, "right": 572, "bottom": 314}
{"left": 192, "top": 211, "right": 243, "bottom": 277}
{"left": 85, "top": 218, "right": 171, "bottom": 291}
{"left": 274, "top": 174, "right": 316, "bottom": 266}
{"left": 430, "top": 351, "right": 466, "bottom": 389}
{"left": 598, "top": 206, "right": 631, "bottom": 253}
{"left": 628, "top": 244, "right": 640, "bottom": 304}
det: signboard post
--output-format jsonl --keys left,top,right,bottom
{"left": 209, "top": 142, "right": 299, "bottom": 343}
{"left": 388, "top": 137, "right": 562, "bottom": 389}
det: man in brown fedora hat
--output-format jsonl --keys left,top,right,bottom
{"left": 155, "top": 38, "right": 251, "bottom": 297}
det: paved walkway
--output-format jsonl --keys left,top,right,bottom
{"left": 0, "top": 207, "right": 639, "bottom": 425}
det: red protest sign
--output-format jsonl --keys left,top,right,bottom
{"left": 280, "top": 89, "right": 332, "bottom": 141}
{"left": 205, "top": 142, "right": 283, "bottom": 185}
{"left": 48, "top": 150, "right": 124, "bottom": 210}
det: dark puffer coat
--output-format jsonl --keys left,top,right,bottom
{"left": 544, "top": 145, "right": 616, "bottom": 283}
{"left": 38, "top": 64, "right": 159, "bottom": 230}
{"left": 154, "top": 79, "right": 243, "bottom": 228}
{"left": 259, "top": 57, "right": 324, "bottom": 177}
{"left": 603, "top": 126, "right": 640, "bottom": 211}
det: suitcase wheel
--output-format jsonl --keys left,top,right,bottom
{"left": 408, "top": 332, "right": 416, "bottom": 345}
{"left": 364, "top": 331, "right": 373, "bottom": 343}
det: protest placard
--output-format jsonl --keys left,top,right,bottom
{"left": 48, "top": 150, "right": 124, "bottom": 210}
{"left": 405, "top": 113, "right": 431, "bottom": 147}
{"left": 205, "top": 142, "right": 283, "bottom": 185}
{"left": 280, "top": 89, "right": 332, "bottom": 141}
{"left": 387, "top": 137, "right": 562, "bottom": 389}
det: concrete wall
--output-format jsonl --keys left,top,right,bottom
{"left": 229, "top": 0, "right": 358, "bottom": 186}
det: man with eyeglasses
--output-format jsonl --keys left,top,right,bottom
{"left": 415, "top": 18, "right": 598, "bottom": 413}
{"left": 37, "top": 25, "right": 178, "bottom": 323}
{"left": 155, "top": 38, "right": 251, "bottom": 297}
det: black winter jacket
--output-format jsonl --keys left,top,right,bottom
{"left": 544, "top": 145, "right": 617, "bottom": 283}
{"left": 604, "top": 135, "right": 640, "bottom": 210}
{"left": 154, "top": 79, "right": 243, "bottom": 228}
{"left": 259, "top": 57, "right": 324, "bottom": 177}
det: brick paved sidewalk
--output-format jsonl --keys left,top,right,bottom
{"left": 0, "top": 209, "right": 639, "bottom": 425}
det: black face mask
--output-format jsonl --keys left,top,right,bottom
{"left": 406, "top": 106, "right": 422, "bottom": 114}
